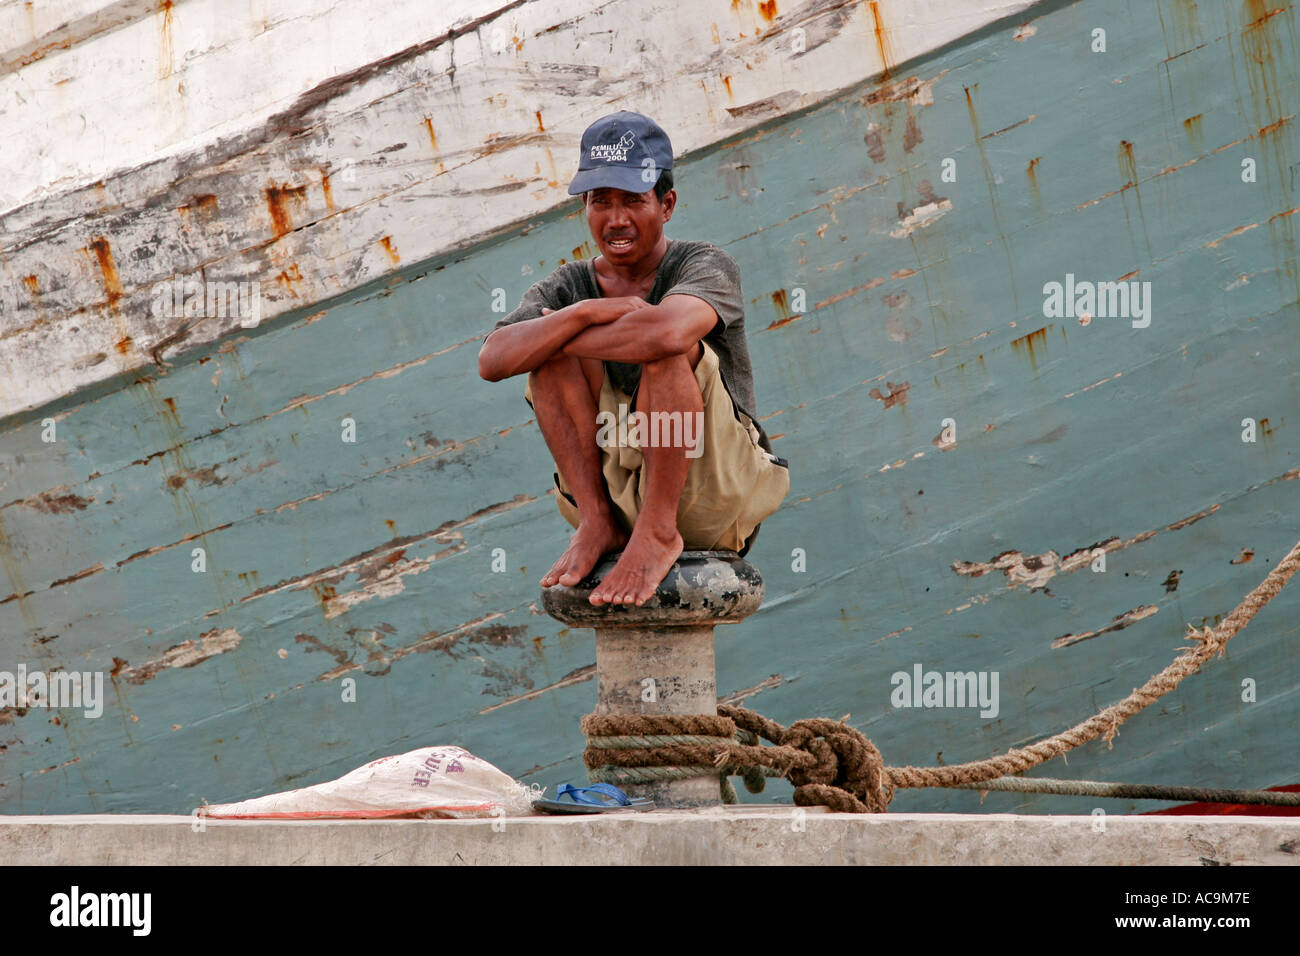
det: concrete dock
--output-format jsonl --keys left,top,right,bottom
{"left": 4, "top": 809, "right": 1298, "bottom": 865}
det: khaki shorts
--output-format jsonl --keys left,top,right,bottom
{"left": 524, "top": 342, "right": 789, "bottom": 553}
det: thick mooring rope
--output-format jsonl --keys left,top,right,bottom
{"left": 583, "top": 538, "right": 1300, "bottom": 813}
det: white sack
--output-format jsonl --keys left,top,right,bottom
{"left": 200, "top": 746, "right": 537, "bottom": 819}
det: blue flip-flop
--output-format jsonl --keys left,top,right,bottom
{"left": 532, "top": 782, "right": 655, "bottom": 814}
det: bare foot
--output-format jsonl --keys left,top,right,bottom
{"left": 540, "top": 519, "right": 628, "bottom": 589}
{"left": 589, "top": 524, "right": 684, "bottom": 607}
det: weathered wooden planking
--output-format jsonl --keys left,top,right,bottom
{"left": 1, "top": 0, "right": 1297, "bottom": 813}
{"left": 0, "top": 0, "right": 1038, "bottom": 420}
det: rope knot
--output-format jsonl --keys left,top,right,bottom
{"left": 778, "top": 718, "right": 892, "bottom": 813}
{"left": 579, "top": 707, "right": 894, "bottom": 812}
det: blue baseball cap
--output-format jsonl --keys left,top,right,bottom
{"left": 567, "top": 110, "right": 674, "bottom": 196}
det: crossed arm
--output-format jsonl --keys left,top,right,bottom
{"left": 477, "top": 294, "right": 719, "bottom": 382}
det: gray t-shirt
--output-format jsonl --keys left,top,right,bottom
{"left": 490, "top": 238, "right": 778, "bottom": 455}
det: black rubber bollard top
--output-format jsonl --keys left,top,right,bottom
{"left": 540, "top": 550, "right": 765, "bottom": 628}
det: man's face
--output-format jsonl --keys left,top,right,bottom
{"left": 584, "top": 187, "right": 675, "bottom": 265}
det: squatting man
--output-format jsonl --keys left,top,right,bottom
{"left": 478, "top": 111, "right": 789, "bottom": 607}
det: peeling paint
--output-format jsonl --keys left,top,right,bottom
{"left": 1052, "top": 605, "right": 1160, "bottom": 649}
{"left": 322, "top": 548, "right": 459, "bottom": 620}
{"left": 812, "top": 276, "right": 885, "bottom": 310}
{"left": 953, "top": 538, "right": 1126, "bottom": 590}
{"left": 890, "top": 199, "right": 952, "bottom": 237}
{"left": 718, "top": 673, "right": 782, "bottom": 704}
{"left": 238, "top": 495, "right": 534, "bottom": 610}
{"left": 15, "top": 487, "right": 93, "bottom": 514}
{"left": 980, "top": 114, "right": 1035, "bottom": 139}
{"left": 118, "top": 628, "right": 243, "bottom": 684}
{"left": 863, "top": 72, "right": 944, "bottom": 106}
{"left": 952, "top": 495, "right": 1239, "bottom": 593}
{"left": 868, "top": 381, "right": 909, "bottom": 408}
{"left": 1205, "top": 222, "right": 1260, "bottom": 248}
{"left": 1166, "top": 503, "right": 1221, "bottom": 531}
{"left": 479, "top": 663, "right": 594, "bottom": 714}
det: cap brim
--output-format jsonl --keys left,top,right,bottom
{"left": 567, "top": 164, "right": 659, "bottom": 196}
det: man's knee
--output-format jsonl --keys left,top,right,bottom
{"left": 530, "top": 353, "right": 580, "bottom": 395}
{"left": 529, "top": 352, "right": 602, "bottom": 405}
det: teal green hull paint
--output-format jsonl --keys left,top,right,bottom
{"left": 2, "top": 0, "right": 1297, "bottom": 814}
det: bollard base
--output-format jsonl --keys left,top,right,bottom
{"left": 593, "top": 624, "right": 720, "bottom": 808}
{"left": 619, "top": 776, "right": 721, "bottom": 809}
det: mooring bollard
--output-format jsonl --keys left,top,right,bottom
{"left": 541, "top": 549, "right": 765, "bottom": 808}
